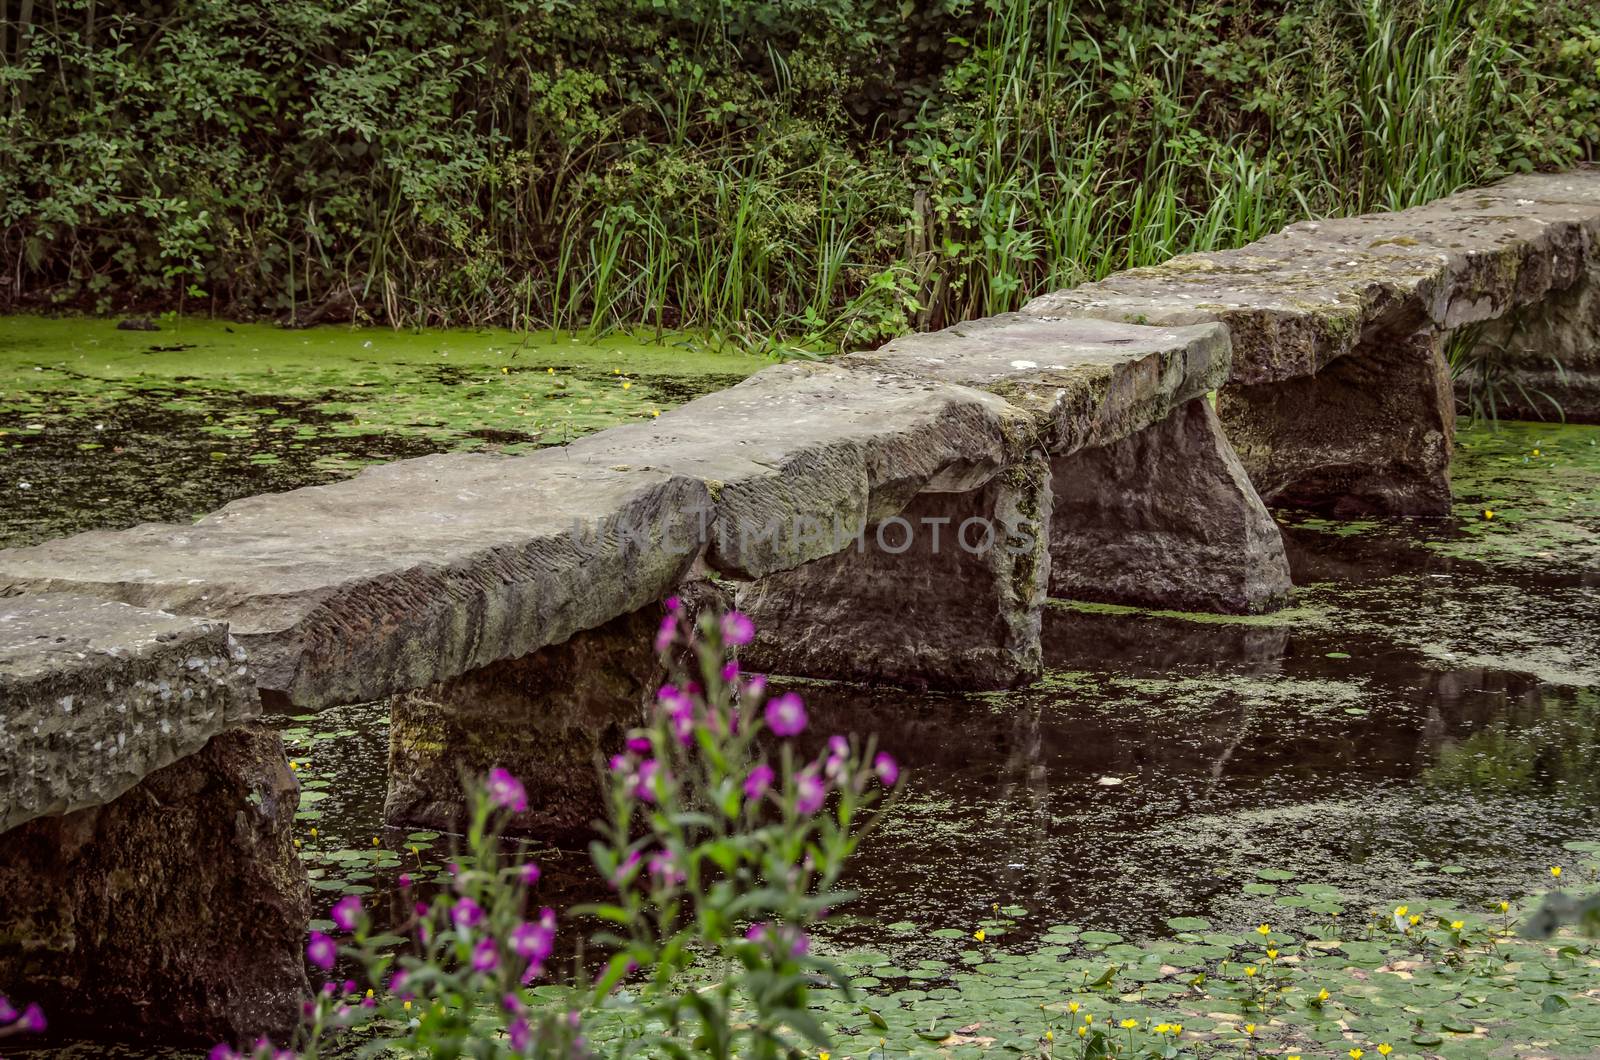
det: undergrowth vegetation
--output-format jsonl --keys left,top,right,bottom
{"left": 4, "top": 0, "right": 1598, "bottom": 347}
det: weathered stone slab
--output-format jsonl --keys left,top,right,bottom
{"left": 841, "top": 313, "right": 1231, "bottom": 455}
{"left": 385, "top": 604, "right": 663, "bottom": 837}
{"left": 0, "top": 594, "right": 258, "bottom": 832}
{"left": 560, "top": 361, "right": 1031, "bottom": 579}
{"left": 1024, "top": 174, "right": 1600, "bottom": 386}
{"left": 1218, "top": 329, "right": 1456, "bottom": 516}
{"left": 1050, "top": 398, "right": 1292, "bottom": 613}
{"left": 0, "top": 724, "right": 310, "bottom": 1043}
{"left": 1463, "top": 256, "right": 1600, "bottom": 423}
{"left": 736, "top": 451, "right": 1052, "bottom": 690}
{"left": 0, "top": 456, "right": 710, "bottom": 708}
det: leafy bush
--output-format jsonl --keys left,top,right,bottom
{"left": 3, "top": 0, "right": 1596, "bottom": 342}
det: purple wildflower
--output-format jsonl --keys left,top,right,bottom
{"left": 471, "top": 938, "right": 500, "bottom": 973}
{"left": 631, "top": 759, "right": 660, "bottom": 803}
{"left": 306, "top": 931, "right": 336, "bottom": 971}
{"left": 208, "top": 1045, "right": 240, "bottom": 1060}
{"left": 721, "top": 611, "right": 755, "bottom": 646}
{"left": 487, "top": 767, "right": 528, "bottom": 813}
{"left": 796, "top": 770, "right": 826, "bottom": 815}
{"left": 519, "top": 861, "right": 542, "bottom": 885}
{"left": 611, "top": 849, "right": 642, "bottom": 889}
{"left": 626, "top": 736, "right": 652, "bottom": 753}
{"left": 790, "top": 931, "right": 811, "bottom": 958}
{"left": 744, "top": 762, "right": 775, "bottom": 801}
{"left": 397, "top": 872, "right": 412, "bottom": 889}
{"left": 765, "top": 692, "right": 807, "bottom": 737}
{"left": 721, "top": 659, "right": 740, "bottom": 682}
{"left": 510, "top": 920, "right": 555, "bottom": 963}
{"left": 452, "top": 896, "right": 484, "bottom": 931}
{"left": 18, "top": 1003, "right": 45, "bottom": 1033}
{"left": 509, "top": 1017, "right": 533, "bottom": 1052}
{"left": 0, "top": 996, "right": 14, "bottom": 1022}
{"left": 665, "top": 595, "right": 681, "bottom": 612}
{"left": 608, "top": 753, "right": 632, "bottom": 774}
{"left": 330, "top": 895, "right": 362, "bottom": 933}
{"left": 648, "top": 850, "right": 686, "bottom": 887}
{"left": 654, "top": 615, "right": 676, "bottom": 653}
{"left": 874, "top": 751, "right": 900, "bottom": 786}
{"left": 745, "top": 922, "right": 769, "bottom": 942}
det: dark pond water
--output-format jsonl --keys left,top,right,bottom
{"left": 5, "top": 316, "right": 1598, "bottom": 1054}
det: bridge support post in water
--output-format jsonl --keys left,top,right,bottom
{"left": 385, "top": 602, "right": 686, "bottom": 835}
{"left": 1049, "top": 396, "right": 1293, "bottom": 614}
{"left": 1217, "top": 329, "right": 1456, "bottom": 517}
{"left": 0, "top": 725, "right": 310, "bottom": 1043}
{"left": 735, "top": 451, "right": 1052, "bottom": 690}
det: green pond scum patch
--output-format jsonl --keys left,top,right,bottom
{"left": 773, "top": 855, "right": 1600, "bottom": 1059}
{"left": 0, "top": 314, "right": 763, "bottom": 546}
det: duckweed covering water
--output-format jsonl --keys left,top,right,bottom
{"left": 0, "top": 314, "right": 759, "bottom": 547}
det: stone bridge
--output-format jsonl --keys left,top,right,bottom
{"left": 3, "top": 168, "right": 1598, "bottom": 1042}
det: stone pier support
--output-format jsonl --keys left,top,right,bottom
{"left": 0, "top": 724, "right": 310, "bottom": 1044}
{"left": 1465, "top": 257, "right": 1600, "bottom": 423}
{"left": 1050, "top": 397, "right": 1292, "bottom": 614}
{"left": 1218, "top": 329, "right": 1455, "bottom": 517}
{"left": 384, "top": 604, "right": 672, "bottom": 837}
{"left": 735, "top": 452, "right": 1052, "bottom": 691}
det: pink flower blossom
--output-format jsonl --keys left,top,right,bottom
{"left": 487, "top": 767, "right": 528, "bottom": 813}
{"left": 648, "top": 850, "right": 686, "bottom": 886}
{"left": 721, "top": 660, "right": 740, "bottom": 682}
{"left": 398, "top": 873, "right": 412, "bottom": 889}
{"left": 330, "top": 895, "right": 362, "bottom": 933}
{"left": 18, "top": 1003, "right": 44, "bottom": 1033}
{"left": 765, "top": 692, "right": 807, "bottom": 737}
{"left": 510, "top": 920, "right": 555, "bottom": 963}
{"left": 306, "top": 931, "right": 336, "bottom": 971}
{"left": 626, "top": 736, "right": 652, "bottom": 753}
{"left": 509, "top": 1017, "right": 533, "bottom": 1052}
{"left": 665, "top": 595, "right": 681, "bottom": 612}
{"left": 630, "top": 759, "right": 660, "bottom": 803}
{"left": 611, "top": 849, "right": 642, "bottom": 889}
{"left": 744, "top": 762, "right": 775, "bottom": 801}
{"left": 0, "top": 996, "right": 14, "bottom": 1022}
{"left": 721, "top": 611, "right": 755, "bottom": 646}
{"left": 874, "top": 752, "right": 900, "bottom": 786}
{"left": 796, "top": 769, "right": 826, "bottom": 815}
{"left": 208, "top": 1045, "right": 240, "bottom": 1060}
{"left": 654, "top": 615, "right": 677, "bottom": 653}
{"left": 471, "top": 938, "right": 500, "bottom": 973}
{"left": 452, "top": 896, "right": 484, "bottom": 931}
{"left": 519, "top": 861, "right": 541, "bottom": 885}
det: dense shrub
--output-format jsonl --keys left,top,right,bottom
{"left": 2, "top": 0, "right": 1597, "bottom": 344}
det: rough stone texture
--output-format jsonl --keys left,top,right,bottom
{"left": 842, "top": 313, "right": 1232, "bottom": 455}
{"left": 0, "top": 455, "right": 709, "bottom": 707}
{"left": 0, "top": 594, "right": 258, "bottom": 833}
{"left": 0, "top": 724, "right": 310, "bottom": 1043}
{"left": 736, "top": 451, "right": 1052, "bottom": 690}
{"left": 1023, "top": 174, "right": 1600, "bottom": 386}
{"left": 385, "top": 604, "right": 666, "bottom": 837}
{"left": 1050, "top": 398, "right": 1292, "bottom": 613}
{"left": 561, "top": 361, "right": 1031, "bottom": 579}
{"left": 1464, "top": 255, "right": 1600, "bottom": 424}
{"left": 1218, "top": 329, "right": 1456, "bottom": 516}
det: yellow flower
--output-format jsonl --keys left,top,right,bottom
{"left": 973, "top": 929, "right": 986, "bottom": 942}
{"left": 1551, "top": 866, "right": 1563, "bottom": 878}
{"left": 819, "top": 1053, "right": 830, "bottom": 1060}
{"left": 1266, "top": 948, "right": 1279, "bottom": 960}
{"left": 1068, "top": 1002, "right": 1079, "bottom": 1014}
{"left": 403, "top": 1000, "right": 413, "bottom": 1011}
{"left": 1084, "top": 1014, "right": 1093, "bottom": 1025}
{"left": 1394, "top": 905, "right": 1408, "bottom": 917}
{"left": 546, "top": 367, "right": 555, "bottom": 374}
{"left": 621, "top": 381, "right": 632, "bottom": 390}
{"left": 1171, "top": 1025, "right": 1183, "bottom": 1034}
{"left": 1349, "top": 1050, "right": 1364, "bottom": 1059}
{"left": 365, "top": 989, "right": 374, "bottom": 999}
{"left": 1076, "top": 1026, "right": 1087, "bottom": 1038}
{"left": 310, "top": 827, "right": 318, "bottom": 838}
{"left": 1317, "top": 988, "right": 1330, "bottom": 1002}
{"left": 612, "top": 368, "right": 620, "bottom": 375}
{"left": 651, "top": 409, "right": 661, "bottom": 418}
{"left": 501, "top": 366, "right": 509, "bottom": 374}
{"left": 1408, "top": 914, "right": 1421, "bottom": 926}
{"left": 1244, "top": 966, "right": 1258, "bottom": 977}
{"left": 1482, "top": 508, "right": 1495, "bottom": 520}
{"left": 411, "top": 845, "right": 420, "bottom": 856}
{"left": 992, "top": 902, "right": 1000, "bottom": 913}
{"left": 1378, "top": 1046, "right": 1393, "bottom": 1057}
{"left": 1290, "top": 1056, "right": 1302, "bottom": 1060}
{"left": 1120, "top": 1019, "right": 1138, "bottom": 1029}
{"left": 289, "top": 761, "right": 300, "bottom": 771}
{"left": 1256, "top": 923, "right": 1272, "bottom": 936}
{"left": 1451, "top": 920, "right": 1464, "bottom": 930}
{"left": 1154, "top": 1023, "right": 1171, "bottom": 1034}
{"left": 1532, "top": 449, "right": 1541, "bottom": 456}
{"left": 293, "top": 838, "right": 302, "bottom": 849}
{"left": 1244, "top": 1023, "right": 1256, "bottom": 1035}
{"left": 1498, "top": 900, "right": 1510, "bottom": 912}
{"left": 1044, "top": 1030, "right": 1054, "bottom": 1043}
